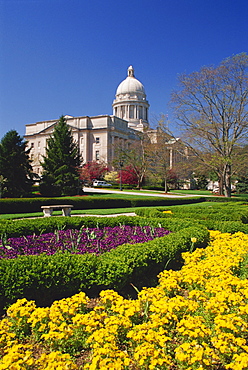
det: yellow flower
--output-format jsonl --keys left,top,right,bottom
{"left": 2, "top": 229, "right": 248, "bottom": 369}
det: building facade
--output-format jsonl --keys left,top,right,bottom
{"left": 25, "top": 65, "right": 186, "bottom": 177}
{"left": 25, "top": 66, "right": 148, "bottom": 175}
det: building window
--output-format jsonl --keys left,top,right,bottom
{"left": 96, "top": 150, "right": 100, "bottom": 161}
{"left": 30, "top": 142, "right": 34, "bottom": 149}
{"left": 95, "top": 137, "right": 100, "bottom": 144}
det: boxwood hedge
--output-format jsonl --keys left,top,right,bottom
{"left": 135, "top": 202, "right": 248, "bottom": 224}
{"left": 0, "top": 196, "right": 206, "bottom": 214}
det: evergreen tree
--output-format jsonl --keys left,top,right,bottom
{"left": 40, "top": 116, "right": 81, "bottom": 196}
{"left": 236, "top": 173, "right": 248, "bottom": 194}
{"left": 195, "top": 174, "right": 208, "bottom": 190}
{"left": 0, "top": 130, "right": 35, "bottom": 197}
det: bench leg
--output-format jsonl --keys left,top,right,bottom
{"left": 62, "top": 207, "right": 71, "bottom": 217}
{"left": 43, "top": 208, "right": 53, "bottom": 217}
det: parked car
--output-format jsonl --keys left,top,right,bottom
{"left": 93, "top": 180, "right": 112, "bottom": 187}
{"left": 212, "top": 188, "right": 219, "bottom": 194}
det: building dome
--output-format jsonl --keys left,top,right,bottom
{"left": 113, "top": 66, "right": 149, "bottom": 132}
{"left": 116, "top": 66, "right": 146, "bottom": 95}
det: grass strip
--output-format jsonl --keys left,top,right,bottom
{"left": 0, "top": 202, "right": 228, "bottom": 220}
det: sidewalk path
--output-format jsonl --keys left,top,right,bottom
{"left": 74, "top": 212, "right": 137, "bottom": 217}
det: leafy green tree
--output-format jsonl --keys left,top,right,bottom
{"left": 236, "top": 172, "right": 248, "bottom": 194}
{"left": 0, "top": 175, "right": 7, "bottom": 198}
{"left": 0, "top": 130, "right": 35, "bottom": 197}
{"left": 40, "top": 116, "right": 81, "bottom": 196}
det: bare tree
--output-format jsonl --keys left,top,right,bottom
{"left": 147, "top": 121, "right": 172, "bottom": 192}
{"left": 171, "top": 53, "right": 248, "bottom": 197}
{"left": 112, "top": 132, "right": 151, "bottom": 189}
{"left": 147, "top": 116, "right": 190, "bottom": 192}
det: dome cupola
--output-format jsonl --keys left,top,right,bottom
{"left": 116, "top": 66, "right": 146, "bottom": 96}
{"left": 113, "top": 66, "right": 149, "bottom": 131}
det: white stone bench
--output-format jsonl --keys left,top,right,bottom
{"left": 41, "top": 205, "right": 73, "bottom": 217}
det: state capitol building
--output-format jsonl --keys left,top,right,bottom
{"left": 25, "top": 66, "right": 181, "bottom": 175}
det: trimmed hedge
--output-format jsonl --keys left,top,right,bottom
{"left": 1, "top": 194, "right": 247, "bottom": 215}
{"left": 0, "top": 215, "right": 200, "bottom": 238}
{"left": 0, "top": 215, "right": 209, "bottom": 312}
{"left": 0, "top": 197, "right": 130, "bottom": 214}
{"left": 205, "top": 196, "right": 248, "bottom": 203}
{"left": 134, "top": 202, "right": 248, "bottom": 234}
{"left": 197, "top": 220, "right": 248, "bottom": 234}
{"left": 0, "top": 196, "right": 206, "bottom": 214}
{"left": 135, "top": 203, "right": 248, "bottom": 223}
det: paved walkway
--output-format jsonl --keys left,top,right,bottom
{"left": 74, "top": 212, "right": 137, "bottom": 217}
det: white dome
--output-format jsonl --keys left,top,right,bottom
{"left": 116, "top": 66, "right": 146, "bottom": 96}
{"left": 113, "top": 66, "right": 149, "bottom": 132}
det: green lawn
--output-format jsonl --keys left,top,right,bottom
{"left": 0, "top": 202, "right": 227, "bottom": 220}
{"left": 169, "top": 189, "right": 213, "bottom": 196}
{"left": 86, "top": 188, "right": 215, "bottom": 196}
{"left": 0, "top": 207, "right": 139, "bottom": 220}
{"left": 70, "top": 192, "right": 167, "bottom": 199}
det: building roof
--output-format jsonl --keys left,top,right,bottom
{"left": 116, "top": 66, "right": 146, "bottom": 96}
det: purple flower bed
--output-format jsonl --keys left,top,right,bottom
{"left": 0, "top": 226, "right": 171, "bottom": 259}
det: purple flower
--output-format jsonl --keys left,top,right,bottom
{"left": 0, "top": 226, "right": 171, "bottom": 259}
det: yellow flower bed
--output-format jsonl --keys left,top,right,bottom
{"left": 1, "top": 231, "right": 248, "bottom": 369}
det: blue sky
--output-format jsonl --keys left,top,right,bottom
{"left": 0, "top": 0, "right": 247, "bottom": 139}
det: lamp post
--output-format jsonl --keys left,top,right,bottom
{"left": 119, "top": 159, "right": 124, "bottom": 191}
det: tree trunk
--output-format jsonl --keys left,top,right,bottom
{"left": 218, "top": 175, "right": 224, "bottom": 196}
{"left": 224, "top": 164, "right": 232, "bottom": 198}
{"left": 136, "top": 176, "right": 142, "bottom": 189}
{"left": 164, "top": 177, "right": 168, "bottom": 193}
{"left": 137, "top": 172, "right": 145, "bottom": 189}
